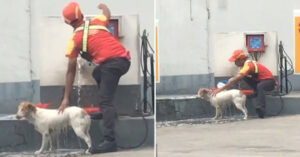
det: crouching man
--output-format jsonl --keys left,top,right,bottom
{"left": 212, "top": 49, "right": 275, "bottom": 118}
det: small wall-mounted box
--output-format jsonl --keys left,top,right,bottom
{"left": 246, "top": 34, "right": 265, "bottom": 52}
{"left": 86, "top": 15, "right": 123, "bottom": 39}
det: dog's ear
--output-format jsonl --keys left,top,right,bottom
{"left": 197, "top": 88, "right": 203, "bottom": 97}
{"left": 197, "top": 88, "right": 207, "bottom": 97}
{"left": 203, "top": 88, "right": 210, "bottom": 93}
{"left": 23, "top": 102, "right": 37, "bottom": 113}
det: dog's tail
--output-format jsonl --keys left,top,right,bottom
{"left": 239, "top": 90, "right": 247, "bottom": 102}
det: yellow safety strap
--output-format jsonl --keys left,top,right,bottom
{"left": 245, "top": 60, "right": 258, "bottom": 77}
{"left": 82, "top": 21, "right": 90, "bottom": 52}
{"left": 77, "top": 21, "right": 109, "bottom": 53}
{"left": 74, "top": 25, "right": 109, "bottom": 33}
{"left": 252, "top": 61, "right": 258, "bottom": 74}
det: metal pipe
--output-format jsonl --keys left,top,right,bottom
{"left": 150, "top": 55, "right": 155, "bottom": 114}
{"left": 279, "top": 41, "right": 283, "bottom": 93}
{"left": 142, "top": 30, "right": 148, "bottom": 113}
{"left": 284, "top": 57, "right": 288, "bottom": 94}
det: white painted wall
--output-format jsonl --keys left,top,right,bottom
{"left": 30, "top": 0, "right": 154, "bottom": 86}
{"left": 214, "top": 32, "right": 278, "bottom": 77}
{"left": 158, "top": 0, "right": 300, "bottom": 80}
{"left": 0, "top": 0, "right": 153, "bottom": 85}
{"left": 38, "top": 15, "right": 140, "bottom": 86}
{"left": 0, "top": 0, "right": 31, "bottom": 83}
{"left": 208, "top": 0, "right": 300, "bottom": 74}
{"left": 157, "top": 0, "right": 209, "bottom": 76}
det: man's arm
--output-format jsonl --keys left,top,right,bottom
{"left": 98, "top": 3, "right": 111, "bottom": 20}
{"left": 212, "top": 73, "right": 244, "bottom": 96}
{"left": 58, "top": 57, "right": 77, "bottom": 113}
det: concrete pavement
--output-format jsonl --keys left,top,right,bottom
{"left": 0, "top": 147, "right": 154, "bottom": 157}
{"left": 86, "top": 147, "right": 154, "bottom": 157}
{"left": 157, "top": 115, "right": 300, "bottom": 157}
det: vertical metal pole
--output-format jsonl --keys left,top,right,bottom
{"left": 150, "top": 55, "right": 155, "bottom": 114}
{"left": 142, "top": 30, "right": 148, "bottom": 113}
{"left": 279, "top": 41, "right": 283, "bottom": 93}
{"left": 284, "top": 57, "right": 288, "bottom": 94}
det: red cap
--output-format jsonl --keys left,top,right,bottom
{"left": 62, "top": 2, "right": 83, "bottom": 24}
{"left": 228, "top": 49, "right": 246, "bottom": 62}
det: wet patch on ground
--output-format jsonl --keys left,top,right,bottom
{"left": 156, "top": 115, "right": 257, "bottom": 127}
{"left": 0, "top": 149, "right": 85, "bottom": 157}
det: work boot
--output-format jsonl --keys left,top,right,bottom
{"left": 89, "top": 140, "right": 117, "bottom": 154}
{"left": 256, "top": 108, "right": 265, "bottom": 119}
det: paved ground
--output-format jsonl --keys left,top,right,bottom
{"left": 157, "top": 115, "right": 300, "bottom": 157}
{"left": 0, "top": 147, "right": 154, "bottom": 157}
{"left": 85, "top": 147, "right": 154, "bottom": 157}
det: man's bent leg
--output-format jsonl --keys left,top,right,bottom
{"left": 99, "top": 58, "right": 130, "bottom": 141}
{"left": 243, "top": 77, "right": 258, "bottom": 98}
{"left": 256, "top": 79, "right": 275, "bottom": 118}
{"left": 90, "top": 58, "right": 130, "bottom": 154}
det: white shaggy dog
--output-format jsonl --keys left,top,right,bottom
{"left": 197, "top": 88, "right": 248, "bottom": 120}
{"left": 15, "top": 101, "right": 92, "bottom": 154}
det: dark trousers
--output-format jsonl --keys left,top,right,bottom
{"left": 92, "top": 57, "right": 130, "bottom": 141}
{"left": 243, "top": 77, "right": 275, "bottom": 110}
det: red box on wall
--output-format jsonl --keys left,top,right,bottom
{"left": 246, "top": 34, "right": 265, "bottom": 52}
{"left": 108, "top": 19, "right": 119, "bottom": 39}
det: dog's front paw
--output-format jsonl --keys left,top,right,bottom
{"left": 34, "top": 150, "right": 42, "bottom": 155}
{"left": 212, "top": 116, "right": 218, "bottom": 120}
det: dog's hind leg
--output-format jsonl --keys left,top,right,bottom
{"left": 242, "top": 107, "right": 248, "bottom": 120}
{"left": 71, "top": 118, "right": 92, "bottom": 154}
{"left": 73, "top": 127, "right": 92, "bottom": 153}
{"left": 234, "top": 98, "right": 248, "bottom": 120}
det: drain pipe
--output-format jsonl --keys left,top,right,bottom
{"left": 27, "top": 0, "right": 36, "bottom": 103}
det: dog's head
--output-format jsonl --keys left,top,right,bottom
{"left": 16, "top": 101, "right": 37, "bottom": 120}
{"left": 197, "top": 88, "right": 211, "bottom": 99}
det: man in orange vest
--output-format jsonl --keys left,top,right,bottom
{"left": 212, "top": 50, "right": 276, "bottom": 118}
{"left": 58, "top": 2, "right": 130, "bottom": 153}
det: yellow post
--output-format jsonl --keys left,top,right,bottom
{"left": 295, "top": 16, "right": 300, "bottom": 73}
{"left": 155, "top": 25, "right": 160, "bottom": 82}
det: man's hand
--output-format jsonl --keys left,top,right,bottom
{"left": 58, "top": 98, "right": 69, "bottom": 114}
{"left": 98, "top": 3, "right": 111, "bottom": 19}
{"left": 98, "top": 3, "right": 107, "bottom": 9}
{"left": 211, "top": 88, "right": 223, "bottom": 97}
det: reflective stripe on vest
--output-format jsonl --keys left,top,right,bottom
{"left": 245, "top": 60, "right": 258, "bottom": 77}
{"left": 82, "top": 21, "right": 90, "bottom": 52}
{"left": 77, "top": 21, "right": 109, "bottom": 52}
{"left": 74, "top": 25, "right": 109, "bottom": 33}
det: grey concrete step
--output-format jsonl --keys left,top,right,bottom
{"left": 0, "top": 115, "right": 154, "bottom": 152}
{"left": 156, "top": 91, "right": 300, "bottom": 121}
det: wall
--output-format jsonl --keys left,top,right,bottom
{"left": 0, "top": 0, "right": 40, "bottom": 114}
{"left": 31, "top": 0, "right": 154, "bottom": 115}
{"left": 37, "top": 15, "right": 140, "bottom": 86}
{"left": 31, "top": 0, "right": 154, "bottom": 86}
{"left": 208, "top": 0, "right": 300, "bottom": 90}
{"left": 157, "top": 0, "right": 300, "bottom": 95}
{"left": 156, "top": 0, "right": 213, "bottom": 95}
{"left": 0, "top": 0, "right": 154, "bottom": 114}
{"left": 214, "top": 32, "right": 278, "bottom": 77}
